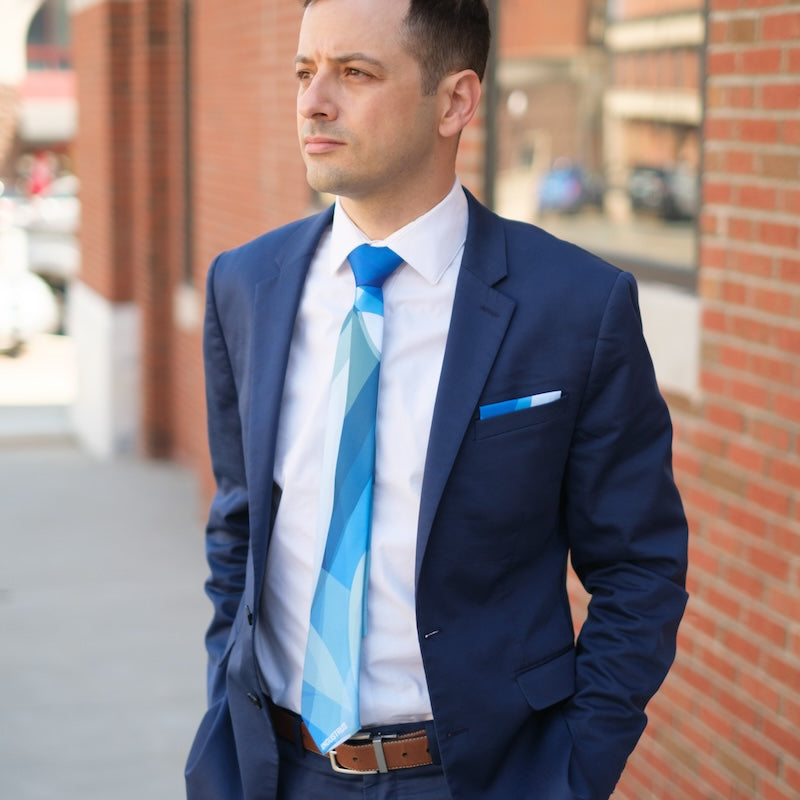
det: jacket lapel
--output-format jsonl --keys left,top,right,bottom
{"left": 247, "top": 207, "right": 334, "bottom": 603}
{"left": 415, "top": 194, "right": 515, "bottom": 585}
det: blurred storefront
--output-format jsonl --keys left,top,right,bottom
{"left": 0, "top": 0, "right": 77, "bottom": 356}
{"left": 1, "top": 0, "right": 75, "bottom": 186}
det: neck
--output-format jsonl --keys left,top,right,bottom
{"left": 339, "top": 175, "right": 456, "bottom": 241}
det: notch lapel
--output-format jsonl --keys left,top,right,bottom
{"left": 415, "top": 195, "right": 515, "bottom": 585}
{"left": 246, "top": 208, "right": 334, "bottom": 604}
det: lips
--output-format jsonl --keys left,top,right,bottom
{"left": 303, "top": 136, "right": 344, "bottom": 154}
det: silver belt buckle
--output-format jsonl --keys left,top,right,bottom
{"left": 328, "top": 733, "right": 396, "bottom": 774}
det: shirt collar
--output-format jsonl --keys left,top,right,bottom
{"left": 328, "top": 179, "right": 468, "bottom": 286}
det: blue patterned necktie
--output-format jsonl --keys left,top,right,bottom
{"left": 301, "top": 244, "right": 403, "bottom": 754}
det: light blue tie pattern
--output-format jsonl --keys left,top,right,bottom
{"left": 301, "top": 244, "right": 403, "bottom": 754}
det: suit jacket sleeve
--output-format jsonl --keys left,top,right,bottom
{"left": 201, "top": 256, "right": 250, "bottom": 706}
{"left": 562, "top": 271, "right": 688, "bottom": 797}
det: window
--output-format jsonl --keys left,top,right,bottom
{"left": 491, "top": 0, "right": 705, "bottom": 290}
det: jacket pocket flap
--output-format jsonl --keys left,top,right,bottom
{"left": 516, "top": 648, "right": 576, "bottom": 710}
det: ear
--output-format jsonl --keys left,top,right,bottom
{"left": 437, "top": 70, "right": 482, "bottom": 139}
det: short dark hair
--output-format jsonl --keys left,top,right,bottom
{"left": 302, "top": 0, "right": 491, "bottom": 95}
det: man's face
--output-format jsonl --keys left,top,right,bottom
{"left": 295, "top": 0, "right": 441, "bottom": 210}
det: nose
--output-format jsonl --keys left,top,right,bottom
{"left": 297, "top": 72, "right": 338, "bottom": 121}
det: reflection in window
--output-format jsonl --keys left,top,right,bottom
{"left": 493, "top": 0, "right": 704, "bottom": 282}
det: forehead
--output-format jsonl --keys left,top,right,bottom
{"left": 297, "top": 0, "right": 410, "bottom": 59}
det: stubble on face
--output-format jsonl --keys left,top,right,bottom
{"left": 300, "top": 101, "right": 439, "bottom": 204}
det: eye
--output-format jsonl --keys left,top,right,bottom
{"left": 344, "top": 67, "right": 370, "bottom": 79}
{"left": 295, "top": 67, "right": 313, "bottom": 83}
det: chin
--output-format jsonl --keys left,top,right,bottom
{"left": 307, "top": 176, "right": 350, "bottom": 200}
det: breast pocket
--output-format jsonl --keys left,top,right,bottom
{"left": 475, "top": 393, "right": 569, "bottom": 440}
{"left": 435, "top": 393, "right": 573, "bottom": 563}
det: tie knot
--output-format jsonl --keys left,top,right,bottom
{"left": 348, "top": 244, "right": 403, "bottom": 289}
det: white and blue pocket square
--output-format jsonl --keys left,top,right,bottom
{"left": 479, "top": 390, "right": 562, "bottom": 420}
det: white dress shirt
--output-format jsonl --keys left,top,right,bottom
{"left": 256, "top": 180, "right": 468, "bottom": 725}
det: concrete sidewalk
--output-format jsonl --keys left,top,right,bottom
{"left": 0, "top": 428, "right": 211, "bottom": 799}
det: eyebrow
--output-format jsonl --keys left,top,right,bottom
{"left": 294, "top": 52, "right": 387, "bottom": 70}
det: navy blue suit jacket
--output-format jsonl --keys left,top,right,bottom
{"left": 185, "top": 191, "right": 688, "bottom": 800}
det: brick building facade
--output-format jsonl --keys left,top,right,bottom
{"left": 70, "top": 1, "right": 798, "bottom": 796}
{"left": 614, "top": 3, "right": 799, "bottom": 797}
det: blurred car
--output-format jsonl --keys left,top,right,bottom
{"left": 627, "top": 165, "right": 698, "bottom": 220}
{"left": 0, "top": 271, "right": 60, "bottom": 355}
{"left": 0, "top": 174, "right": 80, "bottom": 337}
{"left": 9, "top": 174, "right": 79, "bottom": 285}
{"left": 538, "top": 164, "right": 604, "bottom": 215}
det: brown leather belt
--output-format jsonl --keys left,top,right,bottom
{"left": 269, "top": 703, "right": 434, "bottom": 774}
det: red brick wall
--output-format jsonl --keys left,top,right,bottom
{"left": 134, "top": 0, "right": 187, "bottom": 456}
{"left": 500, "top": 0, "right": 589, "bottom": 57}
{"left": 616, "top": 0, "right": 700, "bottom": 18}
{"left": 613, "top": 3, "right": 800, "bottom": 798}
{"left": 73, "top": 0, "right": 188, "bottom": 456}
{"left": 613, "top": 48, "right": 702, "bottom": 92}
{"left": 192, "top": 0, "right": 306, "bottom": 276}
{"left": 73, "top": 2, "right": 135, "bottom": 302}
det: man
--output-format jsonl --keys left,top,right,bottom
{"left": 185, "top": 0, "right": 688, "bottom": 798}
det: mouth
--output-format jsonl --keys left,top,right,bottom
{"left": 303, "top": 136, "right": 345, "bottom": 155}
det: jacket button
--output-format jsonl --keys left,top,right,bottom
{"left": 247, "top": 692, "right": 262, "bottom": 709}
{"left": 246, "top": 605, "right": 253, "bottom": 625}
